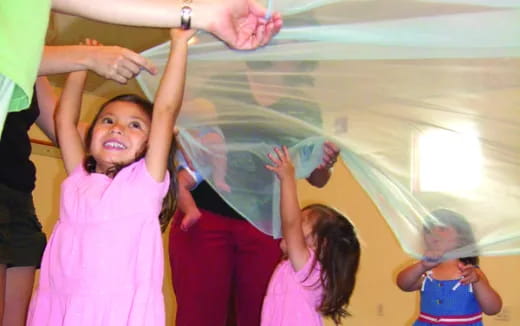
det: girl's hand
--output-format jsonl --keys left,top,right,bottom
{"left": 170, "top": 28, "right": 197, "bottom": 43}
{"left": 420, "top": 250, "right": 443, "bottom": 270}
{"left": 265, "top": 146, "right": 295, "bottom": 181}
{"left": 459, "top": 263, "right": 481, "bottom": 284}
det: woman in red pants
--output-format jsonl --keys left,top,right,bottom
{"left": 170, "top": 59, "right": 340, "bottom": 326}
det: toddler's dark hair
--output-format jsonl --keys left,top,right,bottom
{"left": 303, "top": 204, "right": 361, "bottom": 325}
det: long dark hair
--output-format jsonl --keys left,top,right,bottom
{"left": 84, "top": 94, "right": 177, "bottom": 231}
{"left": 425, "top": 208, "right": 479, "bottom": 265}
{"left": 303, "top": 204, "right": 361, "bottom": 325}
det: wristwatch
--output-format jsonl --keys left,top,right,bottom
{"left": 180, "top": 0, "right": 192, "bottom": 30}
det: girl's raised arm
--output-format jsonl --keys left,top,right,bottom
{"left": 267, "top": 146, "right": 310, "bottom": 271}
{"left": 145, "top": 29, "right": 195, "bottom": 181}
{"left": 54, "top": 70, "right": 88, "bottom": 174}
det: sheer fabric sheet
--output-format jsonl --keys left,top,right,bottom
{"left": 137, "top": 0, "right": 520, "bottom": 259}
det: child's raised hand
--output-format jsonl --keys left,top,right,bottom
{"left": 265, "top": 146, "right": 295, "bottom": 180}
{"left": 459, "top": 263, "right": 481, "bottom": 284}
{"left": 170, "top": 28, "right": 197, "bottom": 43}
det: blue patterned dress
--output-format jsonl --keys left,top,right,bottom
{"left": 413, "top": 272, "right": 483, "bottom": 326}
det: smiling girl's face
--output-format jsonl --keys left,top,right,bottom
{"left": 89, "top": 101, "right": 151, "bottom": 174}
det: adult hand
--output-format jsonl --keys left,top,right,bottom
{"left": 83, "top": 38, "right": 157, "bottom": 84}
{"left": 317, "top": 141, "right": 340, "bottom": 170}
{"left": 208, "top": 0, "right": 283, "bottom": 50}
{"left": 180, "top": 212, "right": 202, "bottom": 231}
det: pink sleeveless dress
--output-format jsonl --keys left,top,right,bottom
{"left": 27, "top": 159, "right": 169, "bottom": 326}
{"left": 261, "top": 251, "right": 324, "bottom": 326}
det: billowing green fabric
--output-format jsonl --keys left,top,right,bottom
{"left": 0, "top": 0, "right": 51, "bottom": 111}
{"left": 138, "top": 0, "right": 520, "bottom": 260}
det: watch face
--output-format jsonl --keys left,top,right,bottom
{"left": 181, "top": 6, "right": 192, "bottom": 29}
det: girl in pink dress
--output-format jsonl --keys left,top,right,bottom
{"left": 27, "top": 28, "right": 195, "bottom": 326}
{"left": 262, "top": 146, "right": 361, "bottom": 326}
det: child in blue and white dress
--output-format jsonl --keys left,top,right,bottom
{"left": 396, "top": 209, "right": 502, "bottom": 326}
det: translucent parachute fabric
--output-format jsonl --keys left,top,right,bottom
{"left": 137, "top": 0, "right": 520, "bottom": 260}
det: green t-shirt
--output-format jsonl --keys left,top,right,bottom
{"left": 0, "top": 0, "right": 51, "bottom": 111}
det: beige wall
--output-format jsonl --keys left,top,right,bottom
{"left": 30, "top": 151, "right": 519, "bottom": 326}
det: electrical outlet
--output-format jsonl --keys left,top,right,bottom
{"left": 376, "top": 303, "right": 384, "bottom": 316}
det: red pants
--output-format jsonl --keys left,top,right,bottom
{"left": 169, "top": 209, "right": 282, "bottom": 326}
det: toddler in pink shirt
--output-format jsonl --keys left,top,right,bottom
{"left": 262, "top": 146, "right": 361, "bottom": 326}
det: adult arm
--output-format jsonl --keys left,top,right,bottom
{"left": 35, "top": 41, "right": 154, "bottom": 144}
{"left": 51, "top": 0, "right": 282, "bottom": 50}
{"left": 40, "top": 44, "right": 156, "bottom": 84}
{"left": 34, "top": 77, "right": 58, "bottom": 144}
